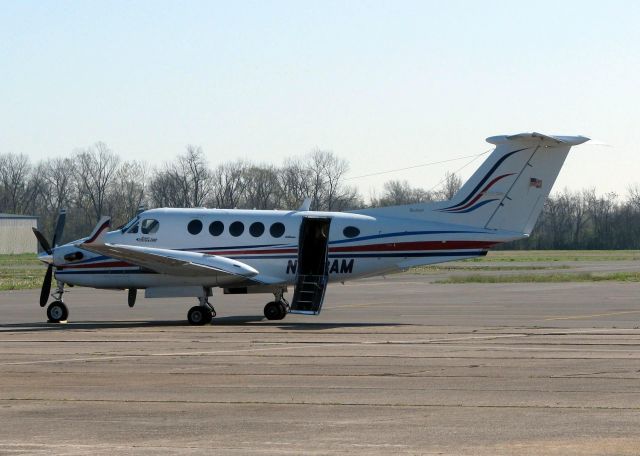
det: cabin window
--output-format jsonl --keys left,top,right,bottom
{"left": 126, "top": 223, "right": 139, "bottom": 234}
{"left": 343, "top": 226, "right": 360, "bottom": 238}
{"left": 141, "top": 219, "right": 159, "bottom": 234}
{"left": 229, "top": 221, "right": 244, "bottom": 237}
{"left": 209, "top": 221, "right": 224, "bottom": 236}
{"left": 187, "top": 219, "right": 203, "bottom": 235}
{"left": 270, "top": 222, "right": 285, "bottom": 238}
{"left": 249, "top": 222, "right": 265, "bottom": 237}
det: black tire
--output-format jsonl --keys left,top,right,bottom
{"left": 47, "top": 301, "right": 68, "bottom": 323}
{"left": 264, "top": 301, "right": 287, "bottom": 320}
{"left": 188, "top": 306, "right": 212, "bottom": 325}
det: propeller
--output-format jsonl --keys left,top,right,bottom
{"left": 33, "top": 209, "right": 67, "bottom": 307}
{"left": 40, "top": 264, "right": 53, "bottom": 307}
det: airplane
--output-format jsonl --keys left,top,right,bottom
{"left": 33, "top": 132, "right": 589, "bottom": 324}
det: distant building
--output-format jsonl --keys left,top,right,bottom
{"left": 0, "top": 213, "right": 38, "bottom": 254}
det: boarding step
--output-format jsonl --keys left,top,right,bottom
{"left": 289, "top": 274, "right": 328, "bottom": 315}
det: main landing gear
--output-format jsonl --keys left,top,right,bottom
{"left": 264, "top": 289, "right": 289, "bottom": 321}
{"left": 45, "top": 281, "right": 68, "bottom": 323}
{"left": 187, "top": 293, "right": 216, "bottom": 325}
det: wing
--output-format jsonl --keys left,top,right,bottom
{"left": 79, "top": 217, "right": 259, "bottom": 285}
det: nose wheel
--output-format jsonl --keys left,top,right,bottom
{"left": 44, "top": 281, "right": 68, "bottom": 323}
{"left": 47, "top": 301, "right": 69, "bottom": 323}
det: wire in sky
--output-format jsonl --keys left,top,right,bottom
{"left": 345, "top": 149, "right": 492, "bottom": 181}
{"left": 426, "top": 149, "right": 492, "bottom": 192}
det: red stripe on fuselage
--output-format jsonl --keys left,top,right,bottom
{"left": 330, "top": 240, "right": 497, "bottom": 253}
{"left": 203, "top": 248, "right": 298, "bottom": 256}
{"left": 205, "top": 241, "right": 497, "bottom": 255}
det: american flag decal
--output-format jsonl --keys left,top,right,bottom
{"left": 530, "top": 178, "right": 542, "bottom": 188}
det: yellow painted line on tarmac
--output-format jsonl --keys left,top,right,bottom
{"left": 544, "top": 310, "right": 640, "bottom": 321}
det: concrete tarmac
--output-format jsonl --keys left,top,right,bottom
{"left": 1, "top": 275, "right": 640, "bottom": 455}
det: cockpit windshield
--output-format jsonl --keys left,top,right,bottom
{"left": 141, "top": 219, "right": 159, "bottom": 234}
{"left": 121, "top": 216, "right": 140, "bottom": 233}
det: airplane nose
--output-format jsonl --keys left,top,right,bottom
{"left": 37, "top": 252, "right": 53, "bottom": 265}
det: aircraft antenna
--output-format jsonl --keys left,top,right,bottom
{"left": 345, "top": 149, "right": 491, "bottom": 181}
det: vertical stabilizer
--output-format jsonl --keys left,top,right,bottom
{"left": 354, "top": 133, "right": 589, "bottom": 235}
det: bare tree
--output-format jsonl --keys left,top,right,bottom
{"left": 75, "top": 142, "right": 121, "bottom": 224}
{"left": 210, "top": 161, "right": 247, "bottom": 208}
{"left": 627, "top": 185, "right": 640, "bottom": 211}
{"left": 149, "top": 145, "right": 212, "bottom": 208}
{"left": 34, "top": 157, "right": 77, "bottom": 241}
{"left": 0, "top": 153, "right": 32, "bottom": 214}
{"left": 435, "top": 171, "right": 463, "bottom": 201}
{"left": 149, "top": 169, "right": 185, "bottom": 207}
{"left": 279, "top": 159, "right": 314, "bottom": 210}
{"left": 243, "top": 165, "right": 282, "bottom": 209}
{"left": 286, "top": 150, "right": 360, "bottom": 211}
{"left": 109, "top": 161, "right": 148, "bottom": 226}
{"left": 39, "top": 157, "right": 76, "bottom": 213}
{"left": 179, "top": 145, "right": 212, "bottom": 207}
{"left": 371, "top": 180, "right": 434, "bottom": 207}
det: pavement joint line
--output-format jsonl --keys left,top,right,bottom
{"left": 543, "top": 310, "right": 640, "bottom": 321}
{"left": 0, "top": 334, "right": 531, "bottom": 366}
{"left": 2, "top": 397, "right": 640, "bottom": 410}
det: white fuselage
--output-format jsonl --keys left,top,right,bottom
{"left": 52, "top": 208, "right": 521, "bottom": 290}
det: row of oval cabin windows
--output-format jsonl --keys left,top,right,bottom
{"left": 188, "top": 220, "right": 361, "bottom": 239}
{"left": 128, "top": 218, "right": 361, "bottom": 239}
{"left": 187, "top": 220, "right": 287, "bottom": 238}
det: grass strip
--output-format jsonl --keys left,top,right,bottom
{"left": 435, "top": 272, "right": 640, "bottom": 284}
{"left": 469, "top": 250, "right": 640, "bottom": 262}
{"left": 412, "top": 265, "right": 571, "bottom": 272}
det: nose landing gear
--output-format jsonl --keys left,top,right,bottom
{"left": 45, "top": 281, "right": 68, "bottom": 323}
{"left": 47, "top": 301, "right": 69, "bottom": 323}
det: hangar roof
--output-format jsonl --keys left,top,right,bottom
{"left": 0, "top": 213, "right": 38, "bottom": 220}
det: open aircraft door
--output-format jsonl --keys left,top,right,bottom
{"left": 289, "top": 217, "right": 331, "bottom": 315}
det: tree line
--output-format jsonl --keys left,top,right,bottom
{"left": 1, "top": 144, "right": 639, "bottom": 249}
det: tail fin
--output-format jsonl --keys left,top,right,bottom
{"left": 356, "top": 132, "right": 589, "bottom": 235}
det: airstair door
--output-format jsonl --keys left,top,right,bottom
{"left": 289, "top": 217, "right": 331, "bottom": 315}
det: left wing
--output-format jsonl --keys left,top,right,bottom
{"left": 79, "top": 217, "right": 259, "bottom": 286}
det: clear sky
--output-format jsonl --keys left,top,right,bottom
{"left": 2, "top": 0, "right": 639, "bottom": 200}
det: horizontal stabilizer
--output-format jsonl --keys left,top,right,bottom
{"left": 487, "top": 132, "right": 590, "bottom": 147}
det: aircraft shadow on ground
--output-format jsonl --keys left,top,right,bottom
{"left": 0, "top": 316, "right": 406, "bottom": 332}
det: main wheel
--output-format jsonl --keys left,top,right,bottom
{"left": 188, "top": 306, "right": 212, "bottom": 325}
{"left": 264, "top": 301, "right": 287, "bottom": 320}
{"left": 47, "top": 301, "right": 68, "bottom": 323}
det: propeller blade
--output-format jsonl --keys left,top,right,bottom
{"left": 40, "top": 265, "right": 53, "bottom": 307}
{"left": 32, "top": 228, "right": 52, "bottom": 255}
{"left": 51, "top": 208, "right": 67, "bottom": 247}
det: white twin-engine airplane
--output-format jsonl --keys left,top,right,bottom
{"left": 34, "top": 132, "right": 589, "bottom": 324}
